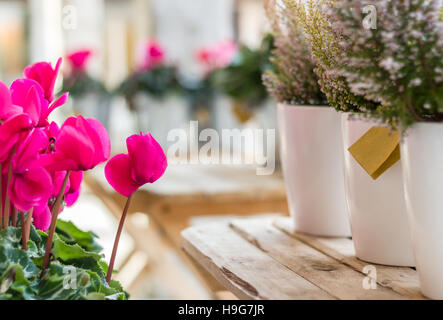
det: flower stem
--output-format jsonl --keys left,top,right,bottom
{"left": 106, "top": 194, "right": 133, "bottom": 284}
{"left": 24, "top": 208, "right": 33, "bottom": 248}
{"left": 20, "top": 212, "right": 26, "bottom": 249}
{"left": 11, "top": 207, "right": 17, "bottom": 227}
{"left": 3, "top": 146, "right": 16, "bottom": 229}
{"left": 40, "top": 171, "right": 71, "bottom": 277}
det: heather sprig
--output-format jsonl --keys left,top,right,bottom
{"left": 330, "top": 0, "right": 443, "bottom": 129}
{"left": 262, "top": 0, "right": 327, "bottom": 105}
{"left": 289, "top": 0, "right": 379, "bottom": 113}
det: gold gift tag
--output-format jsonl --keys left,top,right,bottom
{"left": 232, "top": 101, "right": 253, "bottom": 124}
{"left": 348, "top": 126, "right": 400, "bottom": 180}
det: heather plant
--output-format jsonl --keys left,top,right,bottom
{"left": 288, "top": 0, "right": 379, "bottom": 113}
{"left": 262, "top": 0, "right": 327, "bottom": 105}
{"left": 329, "top": 0, "right": 443, "bottom": 129}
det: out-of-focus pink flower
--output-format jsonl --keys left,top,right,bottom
{"left": 67, "top": 50, "right": 92, "bottom": 72}
{"left": 24, "top": 58, "right": 62, "bottom": 103}
{"left": 9, "top": 129, "right": 53, "bottom": 212}
{"left": 0, "top": 81, "right": 22, "bottom": 121}
{"left": 42, "top": 115, "right": 110, "bottom": 172}
{"left": 105, "top": 132, "right": 167, "bottom": 197}
{"left": 197, "top": 41, "right": 237, "bottom": 72}
{"left": 10, "top": 78, "right": 69, "bottom": 127}
{"left": 140, "top": 41, "right": 165, "bottom": 71}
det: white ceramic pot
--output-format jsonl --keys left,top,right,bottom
{"left": 401, "top": 122, "right": 443, "bottom": 299}
{"left": 133, "top": 93, "right": 191, "bottom": 149}
{"left": 72, "top": 92, "right": 112, "bottom": 130}
{"left": 341, "top": 114, "right": 414, "bottom": 266}
{"left": 278, "top": 104, "right": 350, "bottom": 237}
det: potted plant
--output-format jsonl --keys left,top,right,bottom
{"left": 331, "top": 0, "right": 443, "bottom": 297}
{"left": 0, "top": 57, "right": 167, "bottom": 300}
{"left": 262, "top": 0, "right": 350, "bottom": 236}
{"left": 62, "top": 49, "right": 112, "bottom": 130}
{"left": 292, "top": 0, "right": 418, "bottom": 265}
{"left": 116, "top": 40, "right": 188, "bottom": 149}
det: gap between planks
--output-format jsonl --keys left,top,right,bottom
{"left": 272, "top": 217, "right": 424, "bottom": 300}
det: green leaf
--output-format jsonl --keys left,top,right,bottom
{"left": 55, "top": 220, "right": 103, "bottom": 253}
{"left": 38, "top": 263, "right": 88, "bottom": 300}
{"left": 0, "top": 242, "right": 39, "bottom": 278}
{"left": 85, "top": 292, "right": 106, "bottom": 300}
{"left": 0, "top": 265, "right": 37, "bottom": 300}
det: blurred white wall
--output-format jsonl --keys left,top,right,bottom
{"left": 238, "top": 0, "right": 269, "bottom": 48}
{"left": 29, "top": 0, "right": 63, "bottom": 63}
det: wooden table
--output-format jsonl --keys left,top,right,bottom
{"left": 181, "top": 216, "right": 425, "bottom": 300}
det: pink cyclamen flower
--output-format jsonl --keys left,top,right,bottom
{"left": 67, "top": 50, "right": 92, "bottom": 72}
{"left": 197, "top": 41, "right": 237, "bottom": 71}
{"left": 140, "top": 41, "right": 165, "bottom": 70}
{"left": 10, "top": 78, "right": 69, "bottom": 127}
{"left": 105, "top": 132, "right": 167, "bottom": 197}
{"left": 43, "top": 115, "right": 110, "bottom": 172}
{"left": 9, "top": 129, "right": 53, "bottom": 212}
{"left": 24, "top": 58, "right": 62, "bottom": 103}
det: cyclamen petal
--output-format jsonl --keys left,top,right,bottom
{"left": 126, "top": 133, "right": 167, "bottom": 184}
{"left": 32, "top": 205, "right": 51, "bottom": 231}
{"left": 45, "top": 115, "right": 111, "bottom": 171}
{"left": 0, "top": 81, "right": 21, "bottom": 120}
{"left": 105, "top": 153, "right": 141, "bottom": 197}
{"left": 23, "top": 86, "right": 42, "bottom": 125}
{"left": 24, "top": 58, "right": 62, "bottom": 103}
{"left": 10, "top": 79, "right": 48, "bottom": 110}
{"left": 45, "top": 93, "right": 69, "bottom": 121}
{"left": 9, "top": 166, "right": 53, "bottom": 212}
{"left": 65, "top": 171, "right": 83, "bottom": 206}
{"left": 105, "top": 132, "right": 167, "bottom": 197}
{"left": 0, "top": 113, "right": 33, "bottom": 162}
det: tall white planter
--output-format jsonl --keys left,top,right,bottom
{"left": 72, "top": 92, "right": 112, "bottom": 130}
{"left": 341, "top": 114, "right": 414, "bottom": 266}
{"left": 133, "top": 93, "right": 191, "bottom": 149}
{"left": 401, "top": 123, "right": 443, "bottom": 299}
{"left": 278, "top": 104, "right": 350, "bottom": 237}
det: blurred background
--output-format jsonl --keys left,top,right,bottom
{"left": 0, "top": 0, "right": 289, "bottom": 299}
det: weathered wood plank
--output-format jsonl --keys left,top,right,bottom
{"left": 231, "top": 218, "right": 404, "bottom": 300}
{"left": 181, "top": 223, "right": 335, "bottom": 300}
{"left": 274, "top": 217, "right": 424, "bottom": 299}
